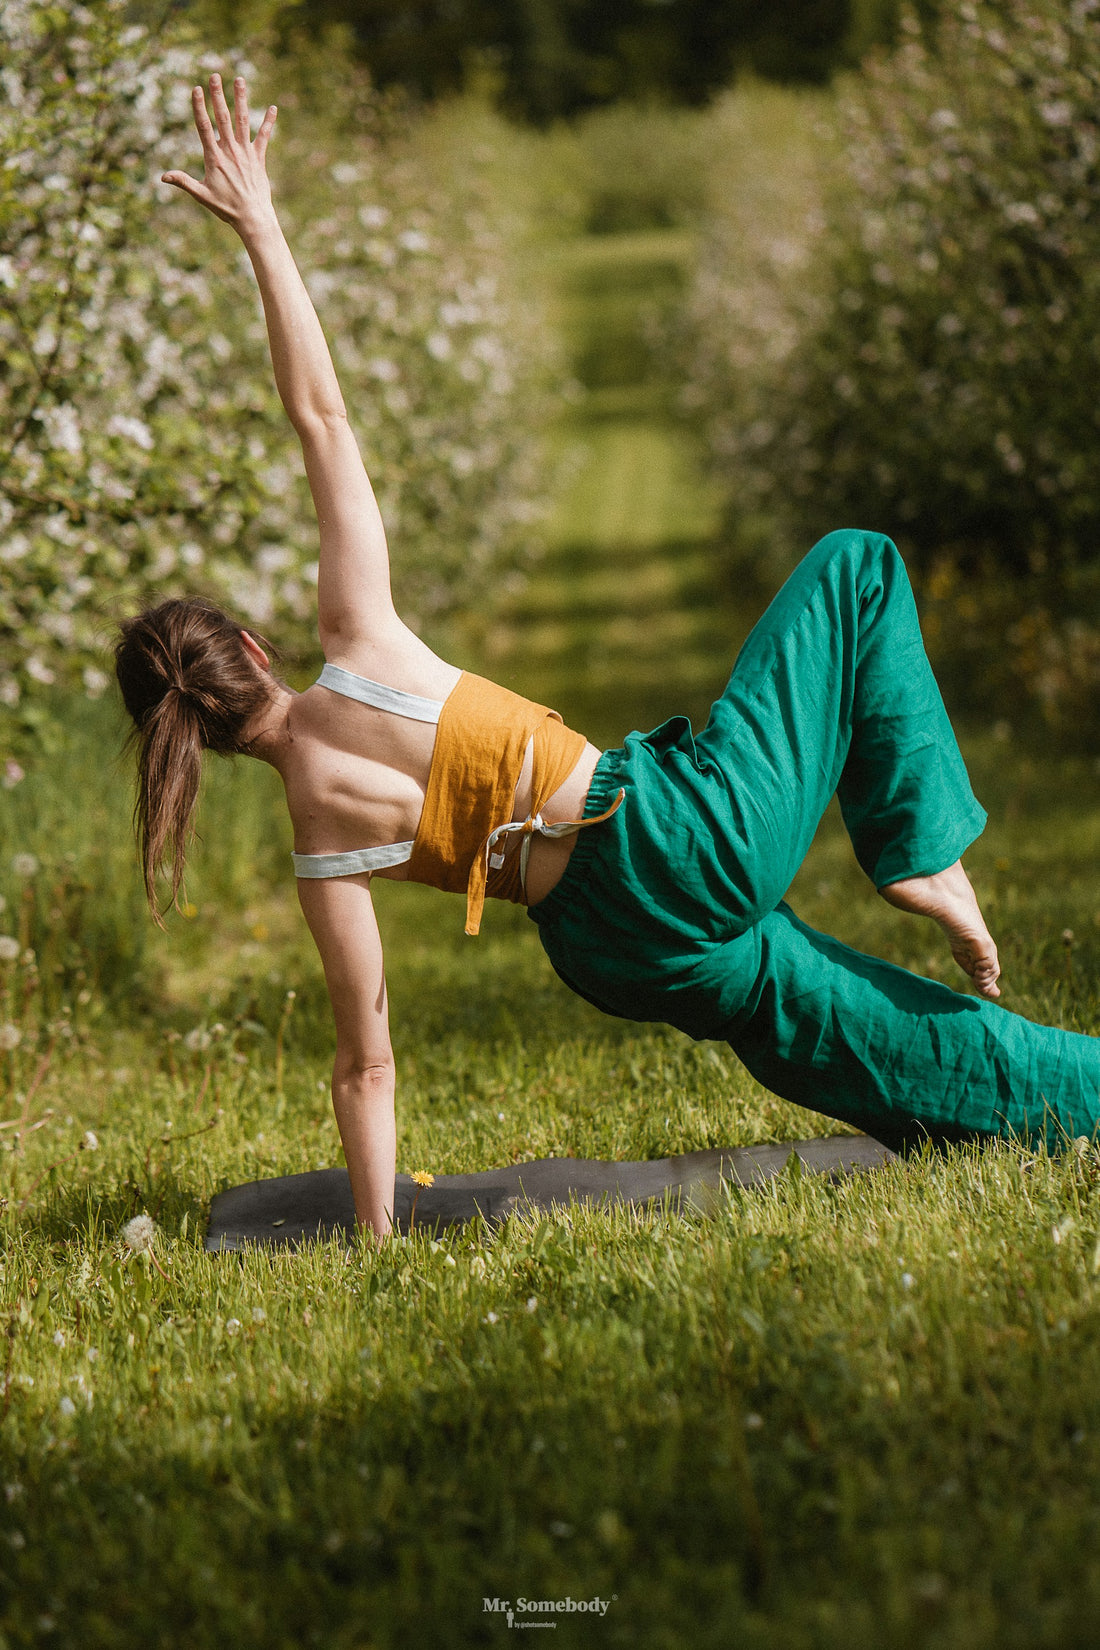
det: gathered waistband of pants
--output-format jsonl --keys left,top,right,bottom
{"left": 526, "top": 747, "right": 625, "bottom": 929}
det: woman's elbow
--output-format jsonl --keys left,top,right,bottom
{"left": 332, "top": 1051, "right": 395, "bottom": 1092}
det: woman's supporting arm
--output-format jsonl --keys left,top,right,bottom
{"left": 161, "top": 74, "right": 399, "bottom": 649}
{"left": 296, "top": 874, "right": 398, "bottom": 1240}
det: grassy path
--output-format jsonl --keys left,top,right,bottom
{"left": 484, "top": 229, "right": 740, "bottom": 745}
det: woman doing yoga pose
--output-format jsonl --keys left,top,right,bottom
{"left": 115, "top": 78, "right": 1100, "bottom": 1238}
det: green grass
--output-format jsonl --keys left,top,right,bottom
{"left": 4, "top": 224, "right": 1100, "bottom": 1648}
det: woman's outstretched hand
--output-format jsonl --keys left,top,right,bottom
{"left": 161, "top": 74, "right": 278, "bottom": 238}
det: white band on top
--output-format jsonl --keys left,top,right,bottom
{"left": 317, "top": 662, "right": 444, "bottom": 725}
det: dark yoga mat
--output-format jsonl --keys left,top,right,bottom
{"left": 205, "top": 1134, "right": 896, "bottom": 1251}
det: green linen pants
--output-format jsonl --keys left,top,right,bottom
{"left": 529, "top": 529, "right": 1100, "bottom": 1152}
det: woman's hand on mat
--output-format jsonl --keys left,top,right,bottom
{"left": 161, "top": 75, "right": 278, "bottom": 239}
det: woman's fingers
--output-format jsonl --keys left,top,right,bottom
{"left": 254, "top": 103, "right": 278, "bottom": 163}
{"left": 233, "top": 76, "right": 250, "bottom": 144}
{"left": 191, "top": 84, "right": 217, "bottom": 152}
{"left": 160, "top": 170, "right": 212, "bottom": 208}
{"left": 208, "top": 72, "right": 234, "bottom": 145}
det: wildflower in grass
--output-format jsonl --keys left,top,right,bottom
{"left": 122, "top": 1215, "right": 156, "bottom": 1254}
{"left": 120, "top": 1213, "right": 169, "bottom": 1279}
{"left": 485, "top": 1311, "right": 499, "bottom": 1325}
{"left": 251, "top": 1307, "right": 266, "bottom": 1324}
{"left": 58, "top": 1396, "right": 76, "bottom": 1418}
{"left": 408, "top": 1169, "right": 434, "bottom": 1230}
{"left": 901, "top": 1272, "right": 915, "bottom": 1289}
{"left": 1, "top": 762, "right": 24, "bottom": 789}
{"left": 11, "top": 854, "right": 38, "bottom": 878}
{"left": 52, "top": 1330, "right": 65, "bottom": 1347}
{"left": 183, "top": 1027, "right": 211, "bottom": 1053}
{"left": 0, "top": 937, "right": 17, "bottom": 963}
{"left": 81, "top": 1131, "right": 98, "bottom": 1151}
{"left": 526, "top": 1296, "right": 538, "bottom": 1313}
{"left": 0, "top": 1024, "right": 20, "bottom": 1051}
{"left": 225, "top": 1318, "right": 241, "bottom": 1336}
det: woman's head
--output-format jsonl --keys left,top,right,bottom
{"left": 115, "top": 597, "right": 275, "bottom": 920}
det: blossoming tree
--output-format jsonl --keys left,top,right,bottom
{"left": 0, "top": 0, "right": 556, "bottom": 753}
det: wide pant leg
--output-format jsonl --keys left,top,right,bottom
{"left": 702, "top": 906, "right": 1100, "bottom": 1152}
{"left": 531, "top": 529, "right": 1100, "bottom": 1150}
{"left": 691, "top": 527, "right": 987, "bottom": 920}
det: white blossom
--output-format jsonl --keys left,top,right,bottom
{"left": 0, "top": 1025, "right": 21, "bottom": 1052}
{"left": 0, "top": 937, "right": 20, "bottom": 963}
{"left": 11, "top": 854, "right": 38, "bottom": 878}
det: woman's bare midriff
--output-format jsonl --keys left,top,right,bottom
{"left": 516, "top": 740, "right": 603, "bottom": 908}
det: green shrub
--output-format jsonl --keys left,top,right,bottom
{"left": 546, "top": 101, "right": 714, "bottom": 235}
{"left": 684, "top": 2, "right": 1100, "bottom": 725}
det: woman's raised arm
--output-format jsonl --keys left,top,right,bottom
{"left": 162, "top": 74, "right": 399, "bottom": 650}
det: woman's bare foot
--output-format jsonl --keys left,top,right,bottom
{"left": 879, "top": 860, "right": 1001, "bottom": 999}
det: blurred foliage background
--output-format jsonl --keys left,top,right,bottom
{"left": 4, "top": 0, "right": 1100, "bottom": 770}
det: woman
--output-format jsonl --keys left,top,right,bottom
{"left": 116, "top": 76, "right": 1100, "bottom": 1239}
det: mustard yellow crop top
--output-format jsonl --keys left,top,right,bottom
{"left": 292, "top": 664, "right": 622, "bottom": 935}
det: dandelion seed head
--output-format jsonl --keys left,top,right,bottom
{"left": 0, "top": 936, "right": 18, "bottom": 962}
{"left": 121, "top": 1214, "right": 156, "bottom": 1254}
{"left": 11, "top": 853, "right": 38, "bottom": 878}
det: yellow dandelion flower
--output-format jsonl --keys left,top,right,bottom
{"left": 410, "top": 1170, "right": 435, "bottom": 1188}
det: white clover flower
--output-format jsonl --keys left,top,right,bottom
{"left": 484, "top": 1311, "right": 499, "bottom": 1325}
{"left": 526, "top": 1296, "right": 538, "bottom": 1313}
{"left": 11, "top": 854, "right": 38, "bottom": 878}
{"left": 1, "top": 762, "right": 24, "bottom": 789}
{"left": 121, "top": 1214, "right": 156, "bottom": 1254}
{"left": 81, "top": 1131, "right": 98, "bottom": 1151}
{"left": 250, "top": 1307, "right": 266, "bottom": 1324}
{"left": 225, "top": 1318, "right": 241, "bottom": 1336}
{"left": 52, "top": 1330, "right": 65, "bottom": 1347}
{"left": 0, "top": 1025, "right": 21, "bottom": 1052}
{"left": 0, "top": 937, "right": 20, "bottom": 963}
{"left": 183, "top": 1027, "right": 211, "bottom": 1053}
{"left": 58, "top": 1396, "right": 76, "bottom": 1418}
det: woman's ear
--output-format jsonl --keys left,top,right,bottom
{"left": 240, "top": 630, "right": 271, "bottom": 671}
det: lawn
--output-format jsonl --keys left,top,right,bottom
{"left": 3, "top": 225, "right": 1100, "bottom": 1649}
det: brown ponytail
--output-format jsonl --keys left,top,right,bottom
{"left": 114, "top": 598, "right": 276, "bottom": 922}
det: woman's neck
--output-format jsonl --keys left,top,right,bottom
{"left": 240, "top": 680, "right": 297, "bottom": 769}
